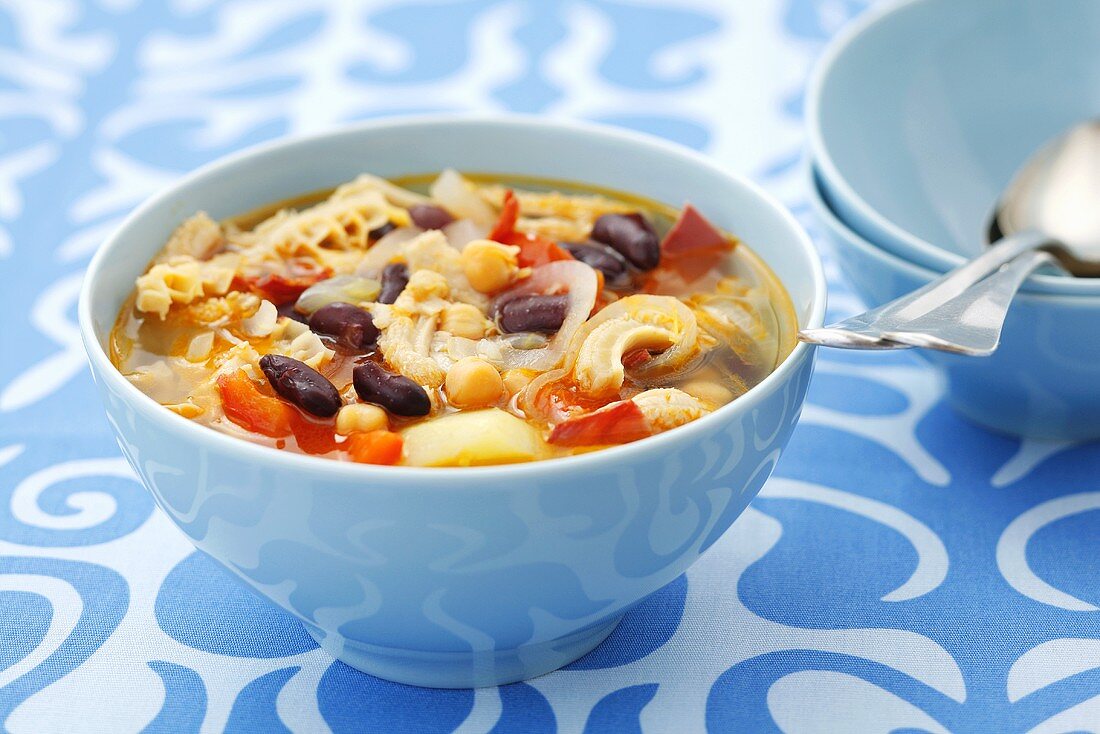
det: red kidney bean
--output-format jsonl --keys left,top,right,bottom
{"left": 353, "top": 361, "right": 432, "bottom": 417}
{"left": 591, "top": 213, "right": 660, "bottom": 270}
{"left": 368, "top": 221, "right": 395, "bottom": 240}
{"left": 408, "top": 204, "right": 455, "bottom": 230}
{"left": 259, "top": 354, "right": 342, "bottom": 418}
{"left": 560, "top": 241, "right": 628, "bottom": 283}
{"left": 378, "top": 262, "right": 409, "bottom": 305}
{"left": 308, "top": 302, "right": 379, "bottom": 353}
{"left": 495, "top": 294, "right": 569, "bottom": 334}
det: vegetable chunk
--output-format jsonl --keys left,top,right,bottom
{"left": 402, "top": 408, "right": 547, "bottom": 466}
{"left": 661, "top": 203, "right": 728, "bottom": 257}
{"left": 217, "top": 371, "right": 292, "bottom": 437}
{"left": 547, "top": 400, "right": 651, "bottom": 447}
{"left": 347, "top": 430, "right": 404, "bottom": 465}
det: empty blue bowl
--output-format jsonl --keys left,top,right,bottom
{"left": 809, "top": 163, "right": 1100, "bottom": 440}
{"left": 808, "top": 0, "right": 1100, "bottom": 296}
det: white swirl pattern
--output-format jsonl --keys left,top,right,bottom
{"left": 760, "top": 480, "right": 949, "bottom": 603}
{"left": 0, "top": 575, "right": 83, "bottom": 690}
{"left": 768, "top": 671, "right": 950, "bottom": 734}
{"left": 2, "top": 0, "right": 1099, "bottom": 731}
{"left": 10, "top": 458, "right": 134, "bottom": 531}
{"left": 997, "top": 493, "right": 1100, "bottom": 613}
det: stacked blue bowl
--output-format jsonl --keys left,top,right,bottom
{"left": 805, "top": 0, "right": 1100, "bottom": 440}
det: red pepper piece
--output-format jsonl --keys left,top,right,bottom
{"left": 238, "top": 259, "right": 332, "bottom": 305}
{"left": 661, "top": 203, "right": 730, "bottom": 257}
{"left": 288, "top": 412, "right": 340, "bottom": 455}
{"left": 217, "top": 371, "right": 292, "bottom": 438}
{"left": 346, "top": 430, "right": 404, "bottom": 465}
{"left": 489, "top": 190, "right": 574, "bottom": 268}
{"left": 548, "top": 400, "right": 652, "bottom": 447}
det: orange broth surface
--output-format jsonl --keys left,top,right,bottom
{"left": 110, "top": 172, "right": 797, "bottom": 467}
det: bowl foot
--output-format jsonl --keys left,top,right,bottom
{"left": 303, "top": 615, "right": 622, "bottom": 689}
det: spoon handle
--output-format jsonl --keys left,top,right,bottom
{"left": 799, "top": 230, "right": 1057, "bottom": 354}
{"left": 878, "top": 249, "right": 1056, "bottom": 355}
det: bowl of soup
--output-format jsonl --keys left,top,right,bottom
{"left": 79, "top": 115, "right": 826, "bottom": 687}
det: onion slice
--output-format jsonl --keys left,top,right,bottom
{"left": 356, "top": 226, "right": 423, "bottom": 277}
{"left": 294, "top": 275, "right": 381, "bottom": 314}
{"left": 429, "top": 169, "right": 497, "bottom": 226}
{"left": 488, "top": 260, "right": 598, "bottom": 372}
{"left": 442, "top": 218, "right": 489, "bottom": 250}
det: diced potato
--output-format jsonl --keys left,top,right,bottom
{"left": 401, "top": 408, "right": 547, "bottom": 467}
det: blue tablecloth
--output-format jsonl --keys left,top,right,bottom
{"left": 3, "top": 1, "right": 1100, "bottom": 731}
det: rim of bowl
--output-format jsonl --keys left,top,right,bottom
{"left": 79, "top": 112, "right": 827, "bottom": 482}
{"left": 807, "top": 162, "right": 1100, "bottom": 307}
{"left": 805, "top": 0, "right": 1100, "bottom": 296}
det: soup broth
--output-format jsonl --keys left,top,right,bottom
{"left": 111, "top": 170, "right": 797, "bottom": 466}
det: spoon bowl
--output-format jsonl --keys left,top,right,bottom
{"left": 992, "top": 120, "right": 1100, "bottom": 276}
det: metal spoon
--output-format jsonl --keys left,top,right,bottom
{"left": 799, "top": 120, "right": 1100, "bottom": 356}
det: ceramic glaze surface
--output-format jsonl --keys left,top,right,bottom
{"left": 92, "top": 341, "right": 813, "bottom": 687}
{"left": 80, "top": 117, "right": 824, "bottom": 687}
{"left": 809, "top": 0, "right": 1100, "bottom": 295}
{"left": 810, "top": 167, "right": 1100, "bottom": 440}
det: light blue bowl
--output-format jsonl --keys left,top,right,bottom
{"left": 809, "top": 164, "right": 1100, "bottom": 440}
{"left": 807, "top": 0, "right": 1100, "bottom": 296}
{"left": 78, "top": 115, "right": 826, "bottom": 688}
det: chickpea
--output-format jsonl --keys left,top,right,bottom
{"left": 680, "top": 379, "right": 735, "bottom": 408}
{"left": 441, "top": 303, "right": 491, "bottom": 340}
{"left": 501, "top": 368, "right": 536, "bottom": 396}
{"left": 462, "top": 239, "right": 518, "bottom": 293}
{"left": 446, "top": 357, "right": 504, "bottom": 408}
{"left": 336, "top": 403, "right": 389, "bottom": 435}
